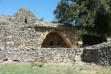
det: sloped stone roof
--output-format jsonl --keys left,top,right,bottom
{"left": 13, "top": 8, "right": 65, "bottom": 27}
{"left": 0, "top": 8, "right": 75, "bottom": 29}
{"left": 13, "top": 8, "right": 37, "bottom": 19}
{"left": 0, "top": 15, "right": 11, "bottom": 22}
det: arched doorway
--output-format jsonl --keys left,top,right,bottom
{"left": 41, "top": 32, "right": 70, "bottom": 48}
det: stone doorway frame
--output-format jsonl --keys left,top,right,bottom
{"left": 41, "top": 31, "right": 71, "bottom": 48}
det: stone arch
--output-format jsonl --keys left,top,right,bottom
{"left": 41, "top": 31, "right": 71, "bottom": 48}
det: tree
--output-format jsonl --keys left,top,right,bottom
{"left": 54, "top": 0, "right": 111, "bottom": 37}
{"left": 39, "top": 18, "right": 44, "bottom": 22}
{"left": 54, "top": 0, "right": 69, "bottom": 23}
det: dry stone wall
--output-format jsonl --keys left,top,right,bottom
{"left": 81, "top": 42, "right": 111, "bottom": 66}
{"left": 7, "top": 25, "right": 76, "bottom": 48}
{"left": 0, "top": 48, "right": 83, "bottom": 64}
{"left": 0, "top": 42, "right": 111, "bottom": 66}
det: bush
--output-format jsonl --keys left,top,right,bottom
{"left": 77, "top": 29, "right": 88, "bottom": 41}
{"left": 79, "top": 67, "right": 83, "bottom": 71}
{"left": 31, "top": 61, "right": 43, "bottom": 67}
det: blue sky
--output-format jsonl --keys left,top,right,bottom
{"left": 0, "top": 0, "right": 59, "bottom": 22}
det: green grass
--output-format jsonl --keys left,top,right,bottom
{"left": 0, "top": 63, "right": 111, "bottom": 74}
{"left": 103, "top": 66, "right": 111, "bottom": 69}
{"left": 0, "top": 63, "right": 80, "bottom": 74}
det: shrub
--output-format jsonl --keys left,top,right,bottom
{"left": 79, "top": 67, "right": 83, "bottom": 71}
{"left": 31, "top": 61, "right": 43, "bottom": 68}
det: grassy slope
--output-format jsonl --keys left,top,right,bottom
{"left": 0, "top": 63, "right": 111, "bottom": 74}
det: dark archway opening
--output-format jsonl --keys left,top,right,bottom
{"left": 41, "top": 32, "right": 70, "bottom": 48}
{"left": 50, "top": 41, "right": 54, "bottom": 45}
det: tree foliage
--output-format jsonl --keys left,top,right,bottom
{"left": 54, "top": 0, "right": 111, "bottom": 37}
{"left": 39, "top": 18, "right": 44, "bottom": 22}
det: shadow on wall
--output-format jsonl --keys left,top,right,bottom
{"left": 81, "top": 47, "right": 111, "bottom": 66}
{"left": 82, "top": 34, "right": 107, "bottom": 45}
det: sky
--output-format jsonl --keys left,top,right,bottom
{"left": 0, "top": 0, "right": 59, "bottom": 22}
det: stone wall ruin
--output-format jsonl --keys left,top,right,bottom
{"left": 0, "top": 8, "right": 78, "bottom": 64}
{"left": 0, "top": 8, "right": 77, "bottom": 49}
{"left": 0, "top": 8, "right": 111, "bottom": 66}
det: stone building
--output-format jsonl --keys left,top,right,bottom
{"left": 0, "top": 8, "right": 77, "bottom": 49}
{"left": 0, "top": 8, "right": 111, "bottom": 66}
